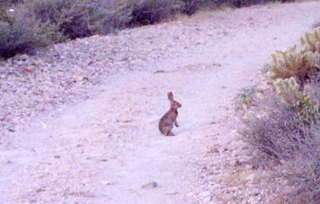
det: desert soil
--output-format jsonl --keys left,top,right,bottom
{"left": 1, "top": 2, "right": 320, "bottom": 204}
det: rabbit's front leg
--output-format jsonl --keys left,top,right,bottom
{"left": 175, "top": 121, "right": 179, "bottom": 127}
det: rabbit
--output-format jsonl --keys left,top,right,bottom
{"left": 159, "top": 92, "right": 182, "bottom": 136}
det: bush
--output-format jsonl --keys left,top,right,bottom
{"left": 126, "top": 0, "right": 178, "bottom": 27}
{"left": 103, "top": 7, "right": 132, "bottom": 32}
{"left": 198, "top": 0, "right": 291, "bottom": 8}
{"left": 234, "top": 85, "right": 263, "bottom": 112}
{"left": 1, "top": 0, "right": 297, "bottom": 59}
{"left": 0, "top": 0, "right": 24, "bottom": 6}
{"left": 241, "top": 96, "right": 306, "bottom": 166}
{"left": 181, "top": 0, "right": 198, "bottom": 15}
{"left": 0, "top": 21, "right": 45, "bottom": 59}
{"left": 241, "top": 93, "right": 320, "bottom": 203}
{"left": 239, "top": 27, "right": 320, "bottom": 203}
{"left": 27, "top": 0, "right": 112, "bottom": 40}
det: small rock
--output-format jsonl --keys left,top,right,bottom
{"left": 141, "top": 181, "right": 158, "bottom": 189}
{"left": 154, "top": 70, "right": 166, "bottom": 74}
{"left": 102, "top": 180, "right": 115, "bottom": 186}
{"left": 36, "top": 188, "right": 46, "bottom": 193}
{"left": 8, "top": 128, "right": 15, "bottom": 133}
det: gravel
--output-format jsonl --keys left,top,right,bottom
{"left": 1, "top": 2, "right": 320, "bottom": 203}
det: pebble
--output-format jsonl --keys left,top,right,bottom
{"left": 141, "top": 181, "right": 159, "bottom": 189}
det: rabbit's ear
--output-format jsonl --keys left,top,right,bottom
{"left": 168, "top": 92, "right": 174, "bottom": 101}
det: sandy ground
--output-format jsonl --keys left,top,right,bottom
{"left": 1, "top": 1, "right": 320, "bottom": 204}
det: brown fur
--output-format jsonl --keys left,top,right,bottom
{"left": 159, "top": 92, "right": 182, "bottom": 136}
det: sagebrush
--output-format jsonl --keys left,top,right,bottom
{"left": 239, "top": 27, "right": 320, "bottom": 203}
{"left": 0, "top": 21, "right": 45, "bottom": 59}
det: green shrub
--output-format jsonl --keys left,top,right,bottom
{"left": 1, "top": 0, "right": 298, "bottom": 59}
{"left": 27, "top": 0, "right": 112, "bottom": 40}
{"left": 240, "top": 27, "right": 320, "bottom": 204}
{"left": 0, "top": 21, "right": 45, "bottom": 59}
{"left": 234, "top": 85, "right": 262, "bottom": 112}
{"left": 126, "top": 0, "right": 178, "bottom": 27}
{"left": 181, "top": 0, "right": 198, "bottom": 15}
{"left": 36, "top": 21, "right": 66, "bottom": 44}
{"left": 199, "top": 0, "right": 291, "bottom": 8}
{"left": 0, "top": 0, "right": 24, "bottom": 5}
{"left": 104, "top": 6, "right": 132, "bottom": 32}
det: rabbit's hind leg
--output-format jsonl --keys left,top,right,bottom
{"left": 165, "top": 131, "right": 175, "bottom": 136}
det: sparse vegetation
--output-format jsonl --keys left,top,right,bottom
{"left": 234, "top": 85, "right": 263, "bottom": 112}
{"left": 241, "top": 96, "right": 309, "bottom": 166}
{"left": 25, "top": 0, "right": 113, "bottom": 39}
{"left": 239, "top": 27, "right": 320, "bottom": 203}
{"left": 0, "top": 0, "right": 294, "bottom": 59}
{"left": 0, "top": 21, "right": 46, "bottom": 59}
{"left": 126, "top": 0, "right": 180, "bottom": 27}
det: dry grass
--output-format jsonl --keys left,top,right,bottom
{"left": 239, "top": 78, "right": 320, "bottom": 203}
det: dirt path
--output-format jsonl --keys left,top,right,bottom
{"left": 1, "top": 2, "right": 320, "bottom": 204}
